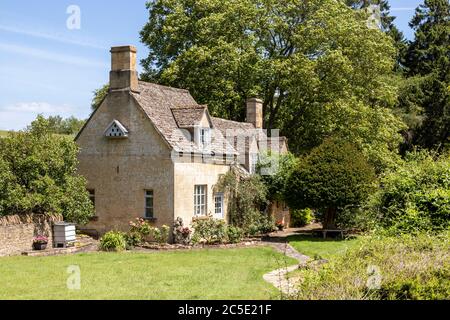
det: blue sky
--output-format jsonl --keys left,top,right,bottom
{"left": 0, "top": 0, "right": 423, "bottom": 130}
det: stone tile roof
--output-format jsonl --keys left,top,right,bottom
{"left": 171, "top": 105, "right": 207, "bottom": 128}
{"left": 132, "top": 82, "right": 237, "bottom": 155}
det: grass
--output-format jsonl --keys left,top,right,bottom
{"left": 0, "top": 130, "right": 8, "bottom": 138}
{"left": 0, "top": 247, "right": 295, "bottom": 300}
{"left": 288, "top": 234, "right": 363, "bottom": 260}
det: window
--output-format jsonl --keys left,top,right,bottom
{"left": 250, "top": 153, "right": 259, "bottom": 174}
{"left": 88, "top": 189, "right": 95, "bottom": 208}
{"left": 145, "top": 190, "right": 154, "bottom": 218}
{"left": 199, "top": 128, "right": 210, "bottom": 147}
{"left": 214, "top": 193, "right": 224, "bottom": 219}
{"left": 194, "top": 185, "right": 207, "bottom": 216}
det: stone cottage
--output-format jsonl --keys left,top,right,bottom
{"left": 75, "top": 45, "right": 289, "bottom": 236}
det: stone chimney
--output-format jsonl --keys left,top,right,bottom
{"left": 109, "top": 45, "right": 139, "bottom": 92}
{"left": 246, "top": 98, "right": 263, "bottom": 129}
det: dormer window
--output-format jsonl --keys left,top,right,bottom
{"left": 197, "top": 127, "right": 211, "bottom": 148}
{"left": 104, "top": 120, "right": 128, "bottom": 138}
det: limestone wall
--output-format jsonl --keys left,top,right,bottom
{"left": 0, "top": 214, "right": 63, "bottom": 256}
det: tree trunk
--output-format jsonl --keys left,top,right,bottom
{"left": 323, "top": 207, "right": 337, "bottom": 229}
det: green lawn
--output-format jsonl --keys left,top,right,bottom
{"left": 0, "top": 247, "right": 295, "bottom": 300}
{"left": 288, "top": 234, "right": 362, "bottom": 260}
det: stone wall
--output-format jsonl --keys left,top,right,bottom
{"left": 0, "top": 214, "right": 63, "bottom": 256}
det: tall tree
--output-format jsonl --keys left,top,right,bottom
{"left": 345, "top": 0, "right": 408, "bottom": 70}
{"left": 140, "top": 0, "right": 405, "bottom": 171}
{"left": 402, "top": 0, "right": 450, "bottom": 150}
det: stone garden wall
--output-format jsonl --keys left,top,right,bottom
{"left": 0, "top": 214, "right": 63, "bottom": 256}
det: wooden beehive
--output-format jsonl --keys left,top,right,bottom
{"left": 53, "top": 222, "right": 76, "bottom": 248}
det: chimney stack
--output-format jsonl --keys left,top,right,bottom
{"left": 109, "top": 45, "right": 139, "bottom": 92}
{"left": 246, "top": 98, "right": 263, "bottom": 129}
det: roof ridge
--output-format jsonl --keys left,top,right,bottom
{"left": 138, "top": 80, "right": 189, "bottom": 92}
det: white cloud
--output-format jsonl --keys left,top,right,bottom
{"left": 0, "top": 102, "right": 78, "bottom": 130}
{"left": 0, "top": 43, "right": 108, "bottom": 69}
{"left": 0, "top": 24, "right": 108, "bottom": 50}
{"left": 4, "top": 102, "right": 73, "bottom": 113}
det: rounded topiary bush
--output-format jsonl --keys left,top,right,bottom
{"left": 99, "top": 231, "right": 127, "bottom": 252}
{"left": 285, "top": 137, "right": 376, "bottom": 229}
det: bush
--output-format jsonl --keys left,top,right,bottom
{"left": 290, "top": 209, "right": 314, "bottom": 227}
{"left": 173, "top": 217, "right": 193, "bottom": 245}
{"left": 296, "top": 232, "right": 450, "bottom": 300}
{"left": 192, "top": 218, "right": 227, "bottom": 244}
{"left": 216, "top": 168, "right": 269, "bottom": 234}
{"left": 99, "top": 231, "right": 127, "bottom": 252}
{"left": 153, "top": 225, "right": 170, "bottom": 244}
{"left": 226, "top": 226, "right": 244, "bottom": 243}
{"left": 285, "top": 137, "right": 377, "bottom": 229}
{"left": 0, "top": 115, "right": 94, "bottom": 224}
{"left": 368, "top": 151, "right": 450, "bottom": 233}
{"left": 125, "top": 218, "right": 153, "bottom": 247}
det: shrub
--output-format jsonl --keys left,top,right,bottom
{"left": 191, "top": 218, "right": 227, "bottom": 244}
{"left": 368, "top": 151, "right": 450, "bottom": 233}
{"left": 226, "top": 226, "right": 244, "bottom": 243}
{"left": 173, "top": 217, "right": 193, "bottom": 245}
{"left": 153, "top": 225, "right": 170, "bottom": 244}
{"left": 285, "top": 137, "right": 377, "bottom": 229}
{"left": 216, "top": 167, "right": 269, "bottom": 234}
{"left": 126, "top": 218, "right": 153, "bottom": 247}
{"left": 290, "top": 208, "right": 314, "bottom": 227}
{"left": 0, "top": 115, "right": 94, "bottom": 224}
{"left": 99, "top": 231, "right": 127, "bottom": 252}
{"left": 296, "top": 232, "right": 450, "bottom": 300}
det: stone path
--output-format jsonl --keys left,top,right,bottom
{"left": 262, "top": 241, "right": 310, "bottom": 297}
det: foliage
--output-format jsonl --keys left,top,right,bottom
{"left": 226, "top": 225, "right": 244, "bottom": 244}
{"left": 140, "top": 0, "right": 404, "bottom": 170}
{"left": 99, "top": 231, "right": 127, "bottom": 252}
{"left": 367, "top": 150, "right": 450, "bottom": 233}
{"left": 173, "top": 217, "right": 193, "bottom": 245}
{"left": 91, "top": 84, "right": 109, "bottom": 111}
{"left": 153, "top": 225, "right": 170, "bottom": 244}
{"left": 45, "top": 115, "right": 86, "bottom": 136}
{"left": 295, "top": 232, "right": 450, "bottom": 300}
{"left": 285, "top": 137, "right": 377, "bottom": 229}
{"left": 399, "top": 0, "right": 450, "bottom": 151}
{"left": 290, "top": 208, "right": 314, "bottom": 228}
{"left": 258, "top": 152, "right": 298, "bottom": 202}
{"left": 216, "top": 167, "right": 270, "bottom": 235}
{"left": 191, "top": 218, "right": 227, "bottom": 244}
{"left": 126, "top": 218, "right": 153, "bottom": 247}
{"left": 0, "top": 116, "right": 94, "bottom": 224}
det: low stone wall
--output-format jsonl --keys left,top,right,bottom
{"left": 0, "top": 214, "right": 63, "bottom": 256}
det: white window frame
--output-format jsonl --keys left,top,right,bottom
{"left": 194, "top": 185, "right": 207, "bottom": 216}
{"left": 145, "top": 190, "right": 154, "bottom": 218}
{"left": 199, "top": 128, "right": 211, "bottom": 147}
{"left": 250, "top": 153, "right": 259, "bottom": 174}
{"left": 214, "top": 193, "right": 224, "bottom": 219}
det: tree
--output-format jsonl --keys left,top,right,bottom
{"left": 140, "top": 0, "right": 405, "bottom": 171}
{"left": 258, "top": 152, "right": 298, "bottom": 202}
{"left": 345, "top": 0, "right": 408, "bottom": 70}
{"left": 0, "top": 116, "right": 94, "bottom": 224}
{"left": 91, "top": 84, "right": 109, "bottom": 111}
{"left": 401, "top": 0, "right": 450, "bottom": 150}
{"left": 285, "top": 137, "right": 376, "bottom": 229}
{"left": 46, "top": 115, "right": 85, "bottom": 135}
